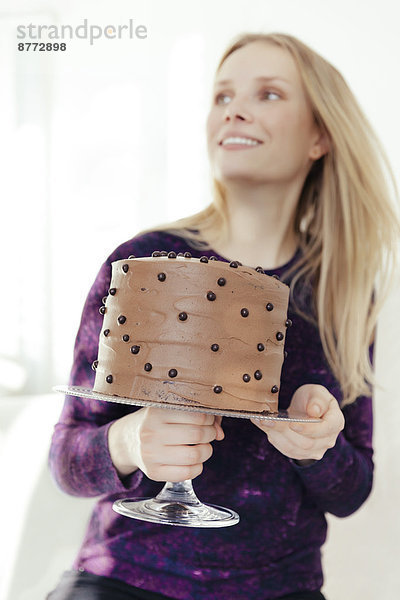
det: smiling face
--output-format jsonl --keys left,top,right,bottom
{"left": 206, "top": 41, "right": 326, "bottom": 186}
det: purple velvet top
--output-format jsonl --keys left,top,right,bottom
{"left": 49, "top": 230, "right": 373, "bottom": 599}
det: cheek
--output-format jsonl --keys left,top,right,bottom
{"left": 272, "top": 110, "right": 314, "bottom": 151}
{"left": 206, "top": 112, "right": 218, "bottom": 155}
{"left": 206, "top": 109, "right": 219, "bottom": 138}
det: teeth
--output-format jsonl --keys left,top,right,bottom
{"left": 222, "top": 137, "right": 260, "bottom": 146}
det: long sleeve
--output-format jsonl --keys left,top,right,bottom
{"left": 47, "top": 231, "right": 377, "bottom": 599}
{"left": 49, "top": 240, "right": 150, "bottom": 497}
{"left": 290, "top": 394, "right": 373, "bottom": 517}
{"left": 49, "top": 230, "right": 208, "bottom": 497}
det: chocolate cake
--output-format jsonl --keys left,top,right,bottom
{"left": 92, "top": 252, "right": 290, "bottom": 413}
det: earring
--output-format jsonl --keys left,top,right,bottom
{"left": 310, "top": 147, "right": 321, "bottom": 160}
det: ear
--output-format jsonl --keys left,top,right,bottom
{"left": 309, "top": 129, "right": 330, "bottom": 160}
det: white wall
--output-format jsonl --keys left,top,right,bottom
{"left": 1, "top": 1, "right": 400, "bottom": 598}
{"left": 2, "top": 0, "right": 400, "bottom": 392}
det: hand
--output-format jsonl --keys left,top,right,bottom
{"left": 108, "top": 407, "right": 224, "bottom": 482}
{"left": 250, "top": 384, "right": 345, "bottom": 462}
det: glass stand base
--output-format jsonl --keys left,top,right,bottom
{"left": 112, "top": 480, "right": 240, "bottom": 528}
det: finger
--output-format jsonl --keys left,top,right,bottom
{"left": 148, "top": 407, "right": 215, "bottom": 426}
{"left": 290, "top": 406, "right": 344, "bottom": 439}
{"left": 252, "top": 417, "right": 320, "bottom": 439}
{"left": 265, "top": 427, "right": 333, "bottom": 461}
{"left": 251, "top": 418, "right": 288, "bottom": 434}
{"left": 306, "top": 388, "right": 336, "bottom": 418}
{"left": 155, "top": 423, "right": 222, "bottom": 446}
{"left": 254, "top": 417, "right": 331, "bottom": 442}
{"left": 267, "top": 426, "right": 317, "bottom": 452}
{"left": 149, "top": 463, "right": 204, "bottom": 482}
{"left": 153, "top": 442, "right": 214, "bottom": 467}
{"left": 214, "top": 416, "right": 225, "bottom": 441}
{"left": 290, "top": 384, "right": 334, "bottom": 417}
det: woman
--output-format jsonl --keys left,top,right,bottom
{"left": 48, "top": 33, "right": 399, "bottom": 599}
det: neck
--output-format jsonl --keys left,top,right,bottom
{"left": 210, "top": 179, "right": 301, "bottom": 270}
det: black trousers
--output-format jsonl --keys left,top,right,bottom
{"left": 47, "top": 570, "right": 327, "bottom": 600}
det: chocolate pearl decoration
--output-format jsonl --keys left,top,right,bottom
{"left": 285, "top": 319, "right": 293, "bottom": 328}
{"left": 254, "top": 370, "right": 263, "bottom": 380}
{"left": 178, "top": 312, "right": 188, "bottom": 321}
{"left": 168, "top": 251, "right": 177, "bottom": 259}
{"left": 211, "top": 343, "right": 219, "bottom": 352}
{"left": 276, "top": 332, "right": 284, "bottom": 341}
{"left": 200, "top": 256, "right": 209, "bottom": 263}
{"left": 122, "top": 264, "right": 129, "bottom": 273}
{"left": 109, "top": 288, "right": 117, "bottom": 296}
{"left": 91, "top": 360, "right": 98, "bottom": 371}
{"left": 130, "top": 345, "right": 140, "bottom": 354}
{"left": 168, "top": 368, "right": 178, "bottom": 378}
{"left": 213, "top": 385, "right": 223, "bottom": 394}
{"left": 266, "top": 303, "right": 274, "bottom": 312}
{"left": 272, "top": 274, "right": 280, "bottom": 280}
{"left": 209, "top": 256, "right": 218, "bottom": 261}
{"left": 103, "top": 329, "right": 110, "bottom": 337}
{"left": 122, "top": 334, "right": 130, "bottom": 342}
{"left": 152, "top": 251, "right": 161, "bottom": 257}
{"left": 99, "top": 306, "right": 106, "bottom": 315}
{"left": 271, "top": 385, "right": 279, "bottom": 394}
{"left": 144, "top": 363, "right": 152, "bottom": 372}
{"left": 243, "top": 374, "right": 251, "bottom": 383}
{"left": 102, "top": 296, "right": 107, "bottom": 305}
{"left": 229, "top": 261, "right": 239, "bottom": 268}
{"left": 206, "top": 291, "right": 216, "bottom": 301}
{"left": 184, "top": 252, "right": 192, "bottom": 258}
{"left": 106, "top": 374, "right": 113, "bottom": 384}
{"left": 240, "top": 308, "right": 249, "bottom": 317}
{"left": 217, "top": 277, "right": 226, "bottom": 287}
{"left": 177, "top": 252, "right": 184, "bottom": 257}
{"left": 157, "top": 272, "right": 166, "bottom": 282}
{"left": 128, "top": 255, "right": 136, "bottom": 259}
{"left": 255, "top": 266, "right": 264, "bottom": 273}
{"left": 118, "top": 315, "right": 127, "bottom": 324}
{"left": 160, "top": 251, "right": 168, "bottom": 256}
{"left": 257, "top": 343, "right": 265, "bottom": 352}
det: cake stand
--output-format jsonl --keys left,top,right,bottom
{"left": 55, "top": 385, "right": 320, "bottom": 528}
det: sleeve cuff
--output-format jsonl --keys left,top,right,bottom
{"left": 289, "top": 432, "right": 348, "bottom": 479}
{"left": 70, "top": 421, "right": 144, "bottom": 496}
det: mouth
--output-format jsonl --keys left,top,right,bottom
{"left": 219, "top": 136, "right": 263, "bottom": 147}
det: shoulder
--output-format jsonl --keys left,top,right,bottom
{"left": 89, "top": 228, "right": 210, "bottom": 301}
{"left": 105, "top": 230, "right": 195, "bottom": 264}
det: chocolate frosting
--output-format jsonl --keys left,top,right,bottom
{"left": 93, "top": 256, "right": 289, "bottom": 412}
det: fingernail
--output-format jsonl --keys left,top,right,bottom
{"left": 291, "top": 424, "right": 304, "bottom": 432}
{"left": 310, "top": 404, "right": 321, "bottom": 417}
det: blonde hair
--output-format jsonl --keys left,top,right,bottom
{"left": 145, "top": 32, "right": 400, "bottom": 406}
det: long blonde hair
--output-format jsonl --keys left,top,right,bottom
{"left": 145, "top": 32, "right": 400, "bottom": 406}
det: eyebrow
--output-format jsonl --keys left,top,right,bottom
{"left": 214, "top": 76, "right": 291, "bottom": 87}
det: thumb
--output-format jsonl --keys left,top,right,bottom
{"left": 214, "top": 416, "right": 225, "bottom": 441}
{"left": 307, "top": 391, "right": 331, "bottom": 418}
{"left": 308, "top": 402, "right": 322, "bottom": 418}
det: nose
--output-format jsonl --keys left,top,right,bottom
{"left": 223, "top": 98, "right": 252, "bottom": 122}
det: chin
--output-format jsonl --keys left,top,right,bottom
{"left": 216, "top": 171, "right": 262, "bottom": 185}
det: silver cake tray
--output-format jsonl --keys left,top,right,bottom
{"left": 54, "top": 385, "right": 321, "bottom": 423}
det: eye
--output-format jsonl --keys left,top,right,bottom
{"left": 215, "top": 92, "right": 231, "bottom": 105}
{"left": 261, "top": 90, "right": 281, "bottom": 101}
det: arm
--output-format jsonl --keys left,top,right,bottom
{"left": 291, "top": 394, "right": 373, "bottom": 517}
{"left": 48, "top": 254, "right": 141, "bottom": 497}
{"left": 49, "top": 238, "right": 224, "bottom": 496}
{"left": 251, "top": 385, "right": 373, "bottom": 517}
